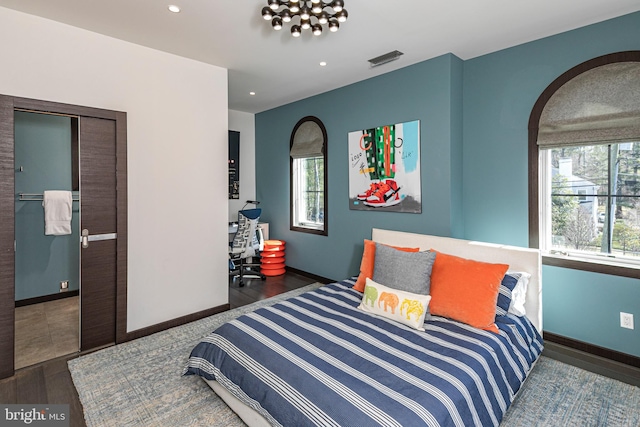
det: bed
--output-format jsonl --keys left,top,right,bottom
{"left": 185, "top": 228, "right": 543, "bottom": 426}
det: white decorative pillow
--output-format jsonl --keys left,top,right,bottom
{"left": 507, "top": 271, "right": 530, "bottom": 317}
{"left": 358, "top": 278, "right": 431, "bottom": 331}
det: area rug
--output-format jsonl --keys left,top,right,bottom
{"left": 69, "top": 283, "right": 640, "bottom": 427}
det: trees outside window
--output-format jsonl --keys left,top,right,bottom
{"left": 292, "top": 156, "right": 325, "bottom": 231}
{"left": 542, "top": 143, "right": 640, "bottom": 262}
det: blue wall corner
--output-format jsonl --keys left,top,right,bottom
{"left": 256, "top": 53, "right": 465, "bottom": 281}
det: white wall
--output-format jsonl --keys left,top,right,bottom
{"left": 0, "top": 7, "right": 229, "bottom": 332}
{"left": 229, "top": 110, "right": 256, "bottom": 221}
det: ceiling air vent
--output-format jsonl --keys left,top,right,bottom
{"left": 368, "top": 50, "right": 404, "bottom": 68}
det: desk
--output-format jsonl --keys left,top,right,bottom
{"left": 228, "top": 222, "right": 269, "bottom": 242}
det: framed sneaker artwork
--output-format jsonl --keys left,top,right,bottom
{"left": 348, "top": 120, "right": 421, "bottom": 213}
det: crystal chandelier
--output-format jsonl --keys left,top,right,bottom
{"left": 261, "top": 0, "right": 348, "bottom": 37}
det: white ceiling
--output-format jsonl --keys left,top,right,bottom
{"left": 1, "top": 0, "right": 639, "bottom": 114}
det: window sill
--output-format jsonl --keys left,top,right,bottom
{"left": 542, "top": 253, "right": 640, "bottom": 279}
{"left": 290, "top": 225, "right": 327, "bottom": 236}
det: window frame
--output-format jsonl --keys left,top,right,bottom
{"left": 289, "top": 116, "right": 328, "bottom": 236}
{"left": 529, "top": 51, "right": 640, "bottom": 279}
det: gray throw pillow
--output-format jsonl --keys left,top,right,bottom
{"left": 372, "top": 243, "right": 436, "bottom": 295}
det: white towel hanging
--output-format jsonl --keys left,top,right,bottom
{"left": 42, "top": 190, "right": 73, "bottom": 236}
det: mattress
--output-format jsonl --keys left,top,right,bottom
{"left": 184, "top": 279, "right": 543, "bottom": 427}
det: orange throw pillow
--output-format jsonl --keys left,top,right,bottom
{"left": 353, "top": 239, "right": 420, "bottom": 292}
{"left": 429, "top": 250, "right": 508, "bottom": 334}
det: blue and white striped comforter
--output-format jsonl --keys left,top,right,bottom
{"left": 185, "top": 280, "right": 543, "bottom": 427}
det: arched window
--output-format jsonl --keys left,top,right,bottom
{"left": 529, "top": 51, "right": 640, "bottom": 277}
{"left": 290, "top": 116, "right": 328, "bottom": 235}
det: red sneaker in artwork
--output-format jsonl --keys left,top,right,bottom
{"left": 357, "top": 182, "right": 381, "bottom": 200}
{"left": 364, "top": 179, "right": 402, "bottom": 207}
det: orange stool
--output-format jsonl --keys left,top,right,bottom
{"left": 261, "top": 240, "right": 286, "bottom": 276}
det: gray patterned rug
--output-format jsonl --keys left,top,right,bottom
{"left": 69, "top": 283, "right": 640, "bottom": 426}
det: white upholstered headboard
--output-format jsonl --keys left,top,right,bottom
{"left": 372, "top": 228, "right": 542, "bottom": 334}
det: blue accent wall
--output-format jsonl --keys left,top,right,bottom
{"left": 462, "top": 12, "right": 640, "bottom": 357}
{"left": 542, "top": 266, "right": 640, "bottom": 357}
{"left": 256, "top": 11, "right": 640, "bottom": 357}
{"left": 462, "top": 12, "right": 640, "bottom": 247}
{"left": 256, "top": 53, "right": 464, "bottom": 282}
{"left": 15, "top": 112, "right": 79, "bottom": 301}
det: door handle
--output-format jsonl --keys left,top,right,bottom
{"left": 81, "top": 229, "right": 117, "bottom": 249}
{"left": 82, "top": 229, "right": 89, "bottom": 248}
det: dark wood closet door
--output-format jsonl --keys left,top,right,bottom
{"left": 0, "top": 96, "right": 15, "bottom": 378}
{"left": 79, "top": 116, "right": 118, "bottom": 351}
{"left": 0, "top": 95, "right": 126, "bottom": 380}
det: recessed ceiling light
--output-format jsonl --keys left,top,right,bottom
{"left": 168, "top": 5, "right": 181, "bottom": 13}
{"left": 249, "top": 92, "right": 256, "bottom": 96}
{"left": 319, "top": 61, "right": 327, "bottom": 67}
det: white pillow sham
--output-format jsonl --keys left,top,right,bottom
{"left": 359, "top": 278, "right": 431, "bottom": 331}
{"left": 507, "top": 271, "right": 530, "bottom": 317}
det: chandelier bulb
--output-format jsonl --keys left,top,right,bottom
{"left": 300, "top": 6, "right": 311, "bottom": 20}
{"left": 312, "top": 24, "right": 323, "bottom": 36}
{"left": 272, "top": 17, "right": 283, "bottom": 30}
{"left": 331, "top": 0, "right": 343, "bottom": 12}
{"left": 268, "top": 0, "right": 280, "bottom": 11}
{"left": 328, "top": 18, "right": 339, "bottom": 32}
{"left": 336, "top": 9, "right": 348, "bottom": 23}
{"left": 261, "top": 6, "right": 273, "bottom": 20}
{"left": 291, "top": 25, "right": 302, "bottom": 37}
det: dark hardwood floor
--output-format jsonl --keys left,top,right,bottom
{"left": 0, "top": 353, "right": 87, "bottom": 427}
{"left": 228, "top": 269, "right": 319, "bottom": 309}
{"left": 0, "top": 270, "right": 318, "bottom": 427}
